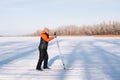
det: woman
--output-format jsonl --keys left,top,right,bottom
{"left": 36, "top": 28, "right": 54, "bottom": 71}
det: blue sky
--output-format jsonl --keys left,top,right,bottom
{"left": 0, "top": 0, "right": 120, "bottom": 35}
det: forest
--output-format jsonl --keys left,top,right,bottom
{"left": 29, "top": 21, "right": 120, "bottom": 36}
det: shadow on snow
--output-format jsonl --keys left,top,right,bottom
{"left": 0, "top": 41, "right": 37, "bottom": 68}
{"left": 49, "top": 38, "right": 120, "bottom": 80}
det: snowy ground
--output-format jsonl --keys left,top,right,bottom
{"left": 0, "top": 36, "right": 120, "bottom": 80}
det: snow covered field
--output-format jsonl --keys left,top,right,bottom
{"left": 0, "top": 36, "right": 120, "bottom": 80}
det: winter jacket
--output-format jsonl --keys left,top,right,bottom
{"left": 39, "top": 31, "right": 54, "bottom": 50}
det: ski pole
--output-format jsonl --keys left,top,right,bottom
{"left": 54, "top": 32, "right": 66, "bottom": 70}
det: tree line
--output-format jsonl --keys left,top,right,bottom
{"left": 29, "top": 21, "right": 120, "bottom": 36}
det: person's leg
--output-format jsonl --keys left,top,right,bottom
{"left": 36, "top": 49, "right": 44, "bottom": 70}
{"left": 43, "top": 50, "right": 49, "bottom": 68}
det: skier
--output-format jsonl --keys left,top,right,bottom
{"left": 36, "top": 28, "right": 54, "bottom": 71}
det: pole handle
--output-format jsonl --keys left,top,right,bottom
{"left": 54, "top": 32, "right": 57, "bottom": 38}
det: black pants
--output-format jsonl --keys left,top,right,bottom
{"left": 36, "top": 49, "right": 48, "bottom": 69}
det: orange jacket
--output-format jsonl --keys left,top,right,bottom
{"left": 41, "top": 31, "right": 54, "bottom": 42}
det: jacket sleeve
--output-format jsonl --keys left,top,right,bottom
{"left": 41, "top": 33, "right": 54, "bottom": 42}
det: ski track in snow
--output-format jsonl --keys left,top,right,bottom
{"left": 0, "top": 36, "right": 120, "bottom": 80}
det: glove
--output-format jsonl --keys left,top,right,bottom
{"left": 54, "top": 32, "right": 57, "bottom": 38}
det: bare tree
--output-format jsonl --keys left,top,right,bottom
{"left": 26, "top": 21, "right": 120, "bottom": 36}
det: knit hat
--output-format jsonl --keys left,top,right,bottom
{"left": 41, "top": 27, "right": 49, "bottom": 34}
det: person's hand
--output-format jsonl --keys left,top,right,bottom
{"left": 54, "top": 32, "right": 57, "bottom": 38}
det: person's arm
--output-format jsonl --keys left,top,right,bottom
{"left": 41, "top": 33, "right": 54, "bottom": 42}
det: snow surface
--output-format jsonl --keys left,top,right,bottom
{"left": 0, "top": 36, "right": 120, "bottom": 80}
